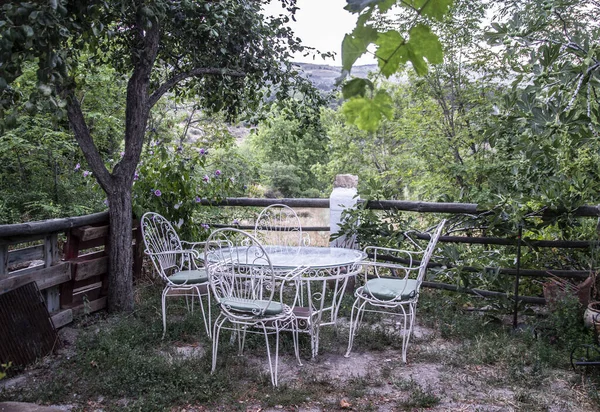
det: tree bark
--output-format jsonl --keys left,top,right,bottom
{"left": 106, "top": 181, "right": 134, "bottom": 313}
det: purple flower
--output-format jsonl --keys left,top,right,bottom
{"left": 120, "top": 151, "right": 125, "bottom": 157}
{"left": 233, "top": 219, "right": 240, "bottom": 225}
{"left": 74, "top": 163, "right": 80, "bottom": 171}
{"left": 83, "top": 170, "right": 90, "bottom": 177}
{"left": 215, "top": 170, "right": 221, "bottom": 177}
{"left": 133, "top": 172, "right": 140, "bottom": 181}
{"left": 195, "top": 196, "right": 201, "bottom": 203}
{"left": 154, "top": 189, "right": 162, "bottom": 197}
{"left": 201, "top": 223, "right": 210, "bottom": 229}
{"left": 203, "top": 175, "right": 210, "bottom": 182}
{"left": 199, "top": 148, "right": 206, "bottom": 155}
{"left": 103, "top": 199, "right": 109, "bottom": 207}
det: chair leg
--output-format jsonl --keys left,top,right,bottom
{"left": 194, "top": 286, "right": 212, "bottom": 339}
{"left": 292, "top": 319, "right": 303, "bottom": 366}
{"left": 260, "top": 323, "right": 277, "bottom": 386}
{"left": 161, "top": 288, "right": 169, "bottom": 339}
{"left": 401, "top": 303, "right": 417, "bottom": 363}
{"left": 211, "top": 316, "right": 226, "bottom": 374}
{"left": 345, "top": 298, "right": 368, "bottom": 357}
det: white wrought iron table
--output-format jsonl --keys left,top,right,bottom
{"left": 222, "top": 245, "right": 366, "bottom": 358}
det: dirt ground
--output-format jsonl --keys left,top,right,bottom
{"left": 2, "top": 321, "right": 596, "bottom": 412}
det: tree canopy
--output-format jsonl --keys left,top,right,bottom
{"left": 0, "top": 0, "right": 319, "bottom": 312}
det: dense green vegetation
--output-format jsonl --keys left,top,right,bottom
{"left": 1, "top": 0, "right": 599, "bottom": 305}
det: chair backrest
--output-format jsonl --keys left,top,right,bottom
{"left": 363, "top": 219, "right": 446, "bottom": 283}
{"left": 416, "top": 219, "right": 446, "bottom": 283}
{"left": 254, "top": 204, "right": 303, "bottom": 249}
{"left": 205, "top": 228, "right": 276, "bottom": 317}
{"left": 140, "top": 212, "right": 184, "bottom": 277}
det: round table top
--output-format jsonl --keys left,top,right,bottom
{"left": 211, "top": 245, "right": 366, "bottom": 269}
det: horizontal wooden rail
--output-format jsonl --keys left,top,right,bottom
{"left": 197, "top": 197, "right": 600, "bottom": 217}
{"left": 0, "top": 211, "right": 109, "bottom": 238}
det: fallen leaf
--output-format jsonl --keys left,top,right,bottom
{"left": 340, "top": 399, "right": 352, "bottom": 409}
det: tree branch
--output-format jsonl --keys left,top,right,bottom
{"left": 147, "top": 68, "right": 246, "bottom": 110}
{"left": 65, "top": 91, "right": 112, "bottom": 191}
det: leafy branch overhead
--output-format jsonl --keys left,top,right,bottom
{"left": 341, "top": 0, "right": 453, "bottom": 131}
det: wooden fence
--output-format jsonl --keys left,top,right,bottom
{"left": 1, "top": 196, "right": 598, "bottom": 329}
{"left": 0, "top": 212, "right": 142, "bottom": 329}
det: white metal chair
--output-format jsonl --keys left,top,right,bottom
{"left": 254, "top": 204, "right": 308, "bottom": 249}
{"left": 140, "top": 212, "right": 211, "bottom": 339}
{"left": 345, "top": 219, "right": 446, "bottom": 363}
{"left": 204, "top": 228, "right": 307, "bottom": 386}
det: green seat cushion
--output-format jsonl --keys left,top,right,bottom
{"left": 219, "top": 297, "right": 284, "bottom": 316}
{"left": 363, "top": 278, "right": 419, "bottom": 301}
{"left": 168, "top": 269, "right": 208, "bottom": 284}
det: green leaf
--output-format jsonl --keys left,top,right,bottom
{"left": 344, "top": 0, "right": 396, "bottom": 13}
{"left": 410, "top": 0, "right": 453, "bottom": 21}
{"left": 375, "top": 30, "right": 406, "bottom": 77}
{"left": 342, "top": 24, "right": 378, "bottom": 71}
{"left": 22, "top": 25, "right": 33, "bottom": 37}
{"left": 342, "top": 89, "right": 393, "bottom": 131}
{"left": 342, "top": 77, "right": 374, "bottom": 99}
{"left": 406, "top": 23, "right": 443, "bottom": 74}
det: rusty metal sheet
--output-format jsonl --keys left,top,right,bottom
{"left": 0, "top": 282, "right": 59, "bottom": 376}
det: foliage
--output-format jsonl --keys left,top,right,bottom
{"left": 132, "top": 140, "right": 239, "bottom": 240}
{"left": 0, "top": 0, "right": 323, "bottom": 311}
{"left": 249, "top": 103, "right": 329, "bottom": 196}
{"left": 339, "top": 0, "right": 454, "bottom": 131}
{"left": 482, "top": 0, "right": 600, "bottom": 217}
{"left": 538, "top": 292, "right": 591, "bottom": 349}
{"left": 0, "top": 62, "right": 121, "bottom": 222}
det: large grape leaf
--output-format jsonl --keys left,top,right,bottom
{"left": 375, "top": 24, "right": 442, "bottom": 77}
{"left": 341, "top": 20, "right": 378, "bottom": 71}
{"left": 342, "top": 89, "right": 394, "bottom": 131}
{"left": 374, "top": 30, "right": 406, "bottom": 77}
{"left": 342, "top": 77, "right": 375, "bottom": 98}
{"left": 406, "top": 24, "right": 443, "bottom": 74}
{"left": 345, "top": 0, "right": 396, "bottom": 13}
{"left": 409, "top": 0, "right": 453, "bottom": 21}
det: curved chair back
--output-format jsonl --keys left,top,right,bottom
{"left": 254, "top": 204, "right": 303, "bottom": 249}
{"left": 141, "top": 212, "right": 185, "bottom": 278}
{"left": 205, "top": 228, "right": 276, "bottom": 318}
{"left": 417, "top": 219, "right": 446, "bottom": 283}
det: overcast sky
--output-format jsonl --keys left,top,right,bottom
{"left": 262, "top": 0, "right": 377, "bottom": 66}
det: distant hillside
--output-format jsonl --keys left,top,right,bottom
{"left": 294, "top": 62, "right": 379, "bottom": 92}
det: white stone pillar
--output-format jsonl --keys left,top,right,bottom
{"left": 330, "top": 174, "right": 359, "bottom": 248}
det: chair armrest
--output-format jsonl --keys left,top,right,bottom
{"left": 180, "top": 240, "right": 206, "bottom": 252}
{"left": 273, "top": 265, "right": 310, "bottom": 309}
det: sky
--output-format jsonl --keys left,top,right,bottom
{"left": 262, "top": 0, "right": 377, "bottom": 66}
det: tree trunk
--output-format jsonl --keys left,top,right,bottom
{"left": 106, "top": 182, "right": 134, "bottom": 313}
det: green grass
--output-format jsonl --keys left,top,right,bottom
{"left": 2, "top": 285, "right": 600, "bottom": 410}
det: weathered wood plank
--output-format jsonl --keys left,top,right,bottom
{"left": 7, "top": 244, "right": 44, "bottom": 267}
{"left": 0, "top": 211, "right": 109, "bottom": 238}
{"left": 51, "top": 309, "right": 73, "bottom": 328}
{"left": 0, "top": 262, "right": 71, "bottom": 294}
{"left": 71, "top": 296, "right": 107, "bottom": 316}
{"left": 198, "top": 197, "right": 330, "bottom": 208}
{"left": 0, "top": 244, "right": 7, "bottom": 277}
{"left": 72, "top": 225, "right": 109, "bottom": 242}
{"left": 72, "top": 255, "right": 108, "bottom": 281}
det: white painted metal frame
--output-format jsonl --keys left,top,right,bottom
{"left": 204, "top": 228, "right": 308, "bottom": 386}
{"left": 254, "top": 203, "right": 308, "bottom": 249}
{"left": 345, "top": 219, "right": 446, "bottom": 362}
{"left": 141, "top": 212, "right": 212, "bottom": 339}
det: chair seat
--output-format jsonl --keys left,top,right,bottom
{"left": 219, "top": 297, "right": 284, "bottom": 316}
{"left": 168, "top": 269, "right": 208, "bottom": 285}
{"left": 363, "top": 278, "right": 419, "bottom": 301}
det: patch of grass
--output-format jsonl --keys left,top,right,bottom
{"left": 394, "top": 379, "right": 440, "bottom": 410}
